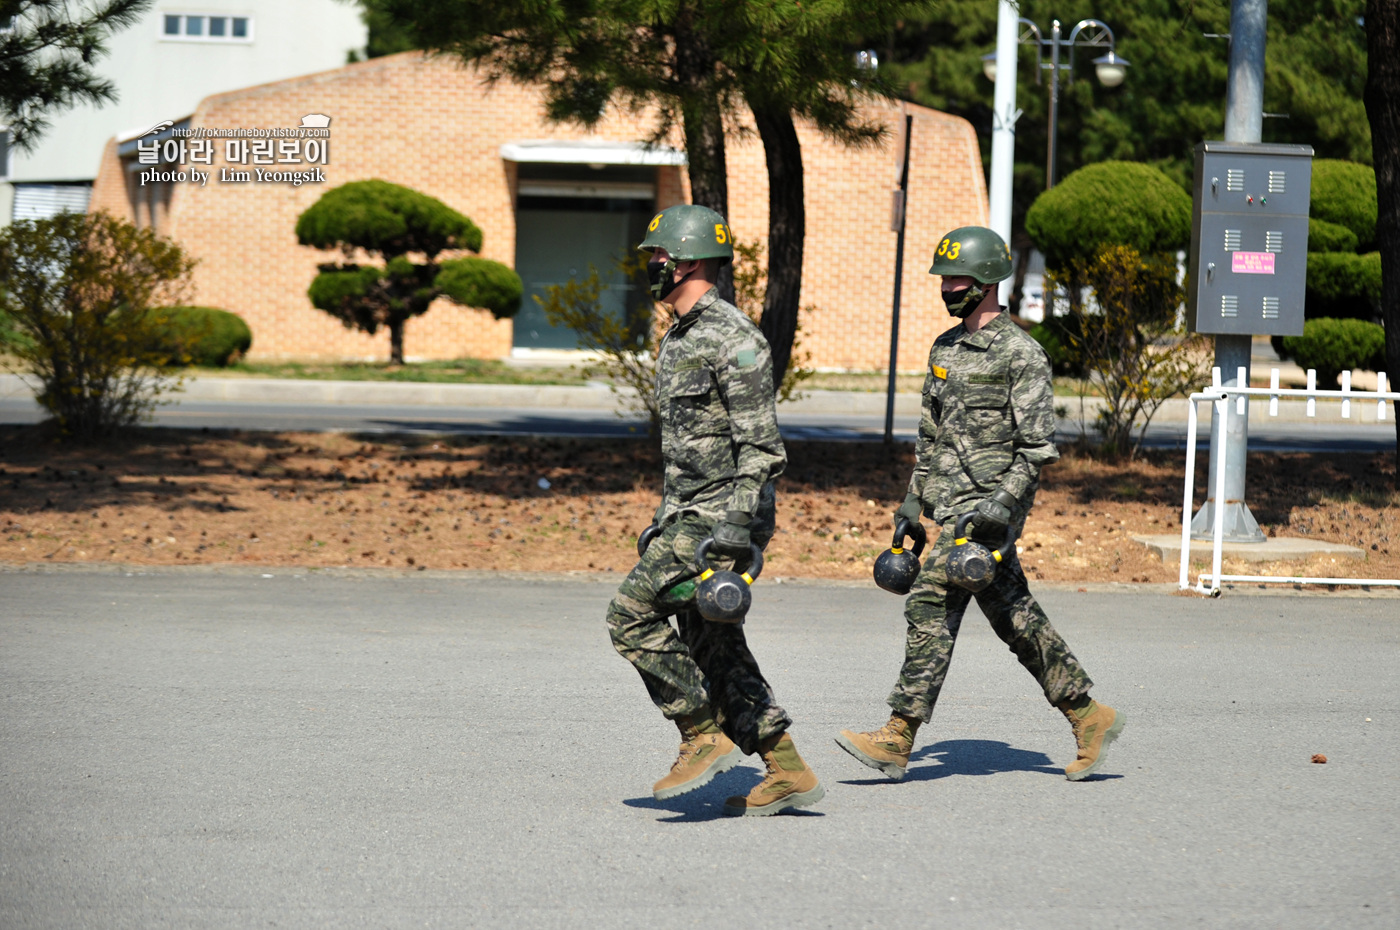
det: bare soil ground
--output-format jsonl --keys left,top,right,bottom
{"left": 2, "top": 425, "right": 1397, "bottom": 587}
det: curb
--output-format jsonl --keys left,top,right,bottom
{"left": 4, "top": 373, "right": 1392, "bottom": 423}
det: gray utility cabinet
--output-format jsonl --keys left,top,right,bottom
{"left": 1187, "top": 141, "right": 1314, "bottom": 336}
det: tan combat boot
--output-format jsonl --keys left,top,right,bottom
{"left": 652, "top": 710, "right": 741, "bottom": 800}
{"left": 1057, "top": 696, "right": 1126, "bottom": 781}
{"left": 835, "top": 713, "right": 920, "bottom": 780}
{"left": 724, "top": 732, "right": 824, "bottom": 816}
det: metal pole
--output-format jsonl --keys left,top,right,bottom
{"left": 884, "top": 113, "right": 914, "bottom": 445}
{"left": 988, "top": 0, "right": 1020, "bottom": 282}
{"left": 1046, "top": 20, "right": 1062, "bottom": 189}
{"left": 1190, "top": 0, "right": 1268, "bottom": 542}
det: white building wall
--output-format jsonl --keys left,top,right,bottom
{"left": 6, "top": 0, "right": 366, "bottom": 186}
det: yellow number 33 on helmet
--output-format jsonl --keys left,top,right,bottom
{"left": 936, "top": 238, "right": 962, "bottom": 260}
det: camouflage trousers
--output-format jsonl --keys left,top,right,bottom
{"left": 605, "top": 514, "right": 790, "bottom": 755}
{"left": 888, "top": 521, "right": 1093, "bottom": 722}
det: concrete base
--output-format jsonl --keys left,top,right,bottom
{"left": 1133, "top": 534, "right": 1365, "bottom": 563}
{"left": 1189, "top": 498, "right": 1266, "bottom": 542}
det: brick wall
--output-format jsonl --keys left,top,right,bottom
{"left": 89, "top": 52, "right": 987, "bottom": 370}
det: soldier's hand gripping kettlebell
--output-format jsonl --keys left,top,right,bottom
{"left": 946, "top": 511, "right": 1018, "bottom": 592}
{"left": 969, "top": 488, "right": 1018, "bottom": 544}
{"left": 693, "top": 537, "right": 764, "bottom": 623}
{"left": 874, "top": 518, "right": 928, "bottom": 595}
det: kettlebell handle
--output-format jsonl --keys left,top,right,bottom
{"left": 693, "top": 537, "right": 764, "bottom": 582}
{"left": 952, "top": 512, "right": 1018, "bottom": 562}
{"left": 637, "top": 523, "right": 662, "bottom": 557}
{"left": 891, "top": 518, "right": 927, "bottom": 558}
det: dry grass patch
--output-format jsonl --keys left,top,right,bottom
{"left": 2, "top": 426, "right": 1396, "bottom": 587}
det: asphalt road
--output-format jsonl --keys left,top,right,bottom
{"left": 2, "top": 568, "right": 1396, "bottom": 928}
{"left": 3, "top": 394, "right": 1395, "bottom": 451}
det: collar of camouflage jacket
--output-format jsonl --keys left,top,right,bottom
{"left": 961, "top": 309, "right": 1013, "bottom": 350}
{"left": 667, "top": 286, "right": 720, "bottom": 335}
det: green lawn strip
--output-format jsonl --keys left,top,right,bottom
{"left": 178, "top": 361, "right": 1115, "bottom": 398}
{"left": 194, "top": 359, "right": 590, "bottom": 386}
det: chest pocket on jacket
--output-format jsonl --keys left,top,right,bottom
{"left": 961, "top": 378, "right": 1008, "bottom": 409}
{"left": 957, "top": 376, "right": 1012, "bottom": 440}
{"left": 669, "top": 368, "right": 722, "bottom": 433}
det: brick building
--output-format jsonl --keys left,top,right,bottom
{"left": 89, "top": 52, "right": 989, "bottom": 371}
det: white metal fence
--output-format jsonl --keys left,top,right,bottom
{"left": 1179, "top": 366, "right": 1400, "bottom": 596}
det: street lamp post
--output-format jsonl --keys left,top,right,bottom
{"left": 982, "top": 18, "right": 1128, "bottom": 189}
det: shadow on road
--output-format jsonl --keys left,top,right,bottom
{"left": 622, "top": 766, "right": 826, "bottom": 822}
{"left": 838, "top": 738, "right": 1122, "bottom": 784}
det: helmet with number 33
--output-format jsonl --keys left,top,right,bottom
{"left": 638, "top": 204, "right": 734, "bottom": 264}
{"left": 929, "top": 225, "right": 1013, "bottom": 284}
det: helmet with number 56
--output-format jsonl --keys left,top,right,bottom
{"left": 638, "top": 204, "right": 734, "bottom": 264}
{"left": 929, "top": 225, "right": 1013, "bottom": 284}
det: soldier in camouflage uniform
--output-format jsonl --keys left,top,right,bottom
{"left": 837, "top": 226, "right": 1126, "bottom": 782}
{"left": 605, "top": 204, "right": 823, "bottom": 816}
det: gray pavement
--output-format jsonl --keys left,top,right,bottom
{"left": 2, "top": 568, "right": 1397, "bottom": 928}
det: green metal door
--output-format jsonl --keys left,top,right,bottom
{"left": 513, "top": 207, "right": 647, "bottom": 350}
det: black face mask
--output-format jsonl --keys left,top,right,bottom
{"left": 942, "top": 283, "right": 987, "bottom": 318}
{"left": 647, "top": 257, "right": 681, "bottom": 301}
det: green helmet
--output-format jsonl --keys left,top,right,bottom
{"left": 638, "top": 204, "right": 734, "bottom": 264}
{"left": 928, "top": 225, "right": 1013, "bottom": 284}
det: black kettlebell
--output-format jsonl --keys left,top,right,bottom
{"left": 637, "top": 523, "right": 662, "bottom": 557}
{"left": 874, "top": 518, "right": 928, "bottom": 595}
{"left": 946, "top": 512, "right": 1018, "bottom": 593}
{"left": 692, "top": 537, "right": 764, "bottom": 624}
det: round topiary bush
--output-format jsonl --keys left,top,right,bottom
{"left": 295, "top": 179, "right": 484, "bottom": 258}
{"left": 159, "top": 306, "right": 253, "bottom": 366}
{"left": 1307, "top": 217, "right": 1359, "bottom": 254}
{"left": 1280, "top": 317, "right": 1386, "bottom": 388}
{"left": 436, "top": 256, "right": 523, "bottom": 320}
{"left": 1029, "top": 317, "right": 1084, "bottom": 377}
{"left": 1310, "top": 160, "right": 1377, "bottom": 249}
{"left": 1025, "top": 161, "right": 1192, "bottom": 271}
{"left": 1305, "top": 252, "right": 1382, "bottom": 320}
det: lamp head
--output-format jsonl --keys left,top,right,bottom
{"left": 1093, "top": 50, "right": 1129, "bottom": 87}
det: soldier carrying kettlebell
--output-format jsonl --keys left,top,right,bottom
{"left": 604, "top": 204, "right": 823, "bottom": 816}
{"left": 837, "top": 225, "right": 1126, "bottom": 782}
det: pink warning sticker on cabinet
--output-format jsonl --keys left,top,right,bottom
{"left": 1231, "top": 252, "right": 1276, "bottom": 274}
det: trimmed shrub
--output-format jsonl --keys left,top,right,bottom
{"left": 296, "top": 179, "right": 520, "bottom": 364}
{"left": 436, "top": 256, "right": 523, "bottom": 320}
{"left": 1025, "top": 161, "right": 1192, "bottom": 272}
{"left": 1281, "top": 317, "right": 1386, "bottom": 388}
{"left": 1310, "top": 160, "right": 1377, "bottom": 248}
{"left": 1307, "top": 217, "right": 1358, "bottom": 254}
{"left": 1029, "top": 317, "right": 1083, "bottom": 377}
{"left": 295, "top": 179, "right": 483, "bottom": 257}
{"left": 159, "top": 306, "right": 253, "bottom": 366}
{"left": 1305, "top": 251, "right": 1382, "bottom": 320}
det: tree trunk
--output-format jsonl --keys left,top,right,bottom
{"left": 751, "top": 104, "right": 805, "bottom": 391}
{"left": 389, "top": 319, "right": 405, "bottom": 365}
{"left": 672, "top": 7, "right": 733, "bottom": 303}
{"left": 1366, "top": 0, "right": 1400, "bottom": 485}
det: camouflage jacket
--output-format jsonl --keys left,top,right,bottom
{"left": 654, "top": 287, "right": 785, "bottom": 528}
{"left": 908, "top": 310, "right": 1060, "bottom": 525}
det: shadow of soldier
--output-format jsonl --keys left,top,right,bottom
{"left": 841, "top": 738, "right": 1121, "bottom": 784}
{"left": 621, "top": 765, "right": 827, "bottom": 823}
